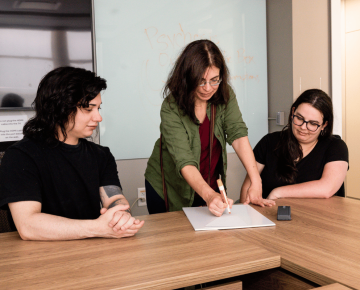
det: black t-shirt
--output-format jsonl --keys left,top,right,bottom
{"left": 0, "top": 137, "right": 121, "bottom": 222}
{"left": 253, "top": 131, "right": 349, "bottom": 198}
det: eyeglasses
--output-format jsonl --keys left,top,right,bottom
{"left": 292, "top": 114, "right": 322, "bottom": 132}
{"left": 198, "top": 79, "right": 222, "bottom": 87}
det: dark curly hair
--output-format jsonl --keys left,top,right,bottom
{"left": 23, "top": 66, "right": 107, "bottom": 144}
{"left": 163, "top": 39, "right": 231, "bottom": 123}
{"left": 276, "top": 89, "right": 333, "bottom": 183}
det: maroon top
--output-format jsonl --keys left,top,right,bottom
{"left": 193, "top": 114, "right": 222, "bottom": 207}
{"left": 199, "top": 115, "right": 222, "bottom": 190}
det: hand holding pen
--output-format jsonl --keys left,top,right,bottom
{"left": 217, "top": 179, "right": 232, "bottom": 214}
{"left": 205, "top": 186, "right": 233, "bottom": 217}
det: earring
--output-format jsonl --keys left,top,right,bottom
{"left": 320, "top": 130, "right": 324, "bottom": 136}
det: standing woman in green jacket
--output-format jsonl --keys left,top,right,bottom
{"left": 145, "top": 40, "right": 275, "bottom": 216}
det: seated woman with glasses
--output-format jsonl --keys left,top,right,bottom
{"left": 145, "top": 39, "right": 275, "bottom": 216}
{"left": 240, "top": 89, "right": 349, "bottom": 204}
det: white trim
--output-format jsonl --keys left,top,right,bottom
{"left": 331, "top": 0, "right": 342, "bottom": 136}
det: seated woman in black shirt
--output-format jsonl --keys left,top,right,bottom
{"left": 240, "top": 89, "right": 349, "bottom": 204}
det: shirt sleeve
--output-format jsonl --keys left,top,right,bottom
{"left": 324, "top": 136, "right": 349, "bottom": 165}
{"left": 253, "top": 134, "right": 271, "bottom": 165}
{"left": 224, "top": 88, "right": 248, "bottom": 145}
{"left": 99, "top": 147, "right": 122, "bottom": 190}
{"left": 160, "top": 98, "right": 198, "bottom": 178}
{"left": 0, "top": 147, "right": 42, "bottom": 209}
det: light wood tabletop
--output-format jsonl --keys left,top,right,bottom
{"left": 0, "top": 197, "right": 359, "bottom": 289}
{"left": 0, "top": 211, "right": 279, "bottom": 290}
{"left": 313, "top": 283, "right": 353, "bottom": 290}
{"left": 235, "top": 197, "right": 360, "bottom": 289}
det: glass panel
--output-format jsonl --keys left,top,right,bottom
{"left": 0, "top": 0, "right": 93, "bottom": 109}
{"left": 94, "top": 0, "right": 268, "bottom": 159}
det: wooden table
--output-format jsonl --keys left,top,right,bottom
{"left": 235, "top": 197, "right": 360, "bottom": 289}
{"left": 0, "top": 197, "right": 359, "bottom": 289}
{"left": 0, "top": 211, "right": 279, "bottom": 289}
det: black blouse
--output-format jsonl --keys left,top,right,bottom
{"left": 253, "top": 131, "right": 349, "bottom": 198}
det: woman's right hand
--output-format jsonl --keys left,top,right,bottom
{"left": 97, "top": 205, "right": 144, "bottom": 238}
{"left": 181, "top": 166, "right": 233, "bottom": 216}
{"left": 244, "top": 183, "right": 276, "bottom": 207}
{"left": 205, "top": 190, "right": 233, "bottom": 217}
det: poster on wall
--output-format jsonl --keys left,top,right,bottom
{"left": 0, "top": 115, "right": 28, "bottom": 142}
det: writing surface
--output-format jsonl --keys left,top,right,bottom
{"left": 94, "top": 0, "right": 268, "bottom": 159}
{"left": 183, "top": 204, "right": 275, "bottom": 231}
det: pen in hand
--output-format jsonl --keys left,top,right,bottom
{"left": 216, "top": 179, "right": 231, "bottom": 214}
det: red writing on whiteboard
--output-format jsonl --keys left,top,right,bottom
{"left": 145, "top": 24, "right": 219, "bottom": 51}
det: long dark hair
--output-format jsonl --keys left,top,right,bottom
{"left": 163, "top": 39, "right": 230, "bottom": 123}
{"left": 23, "top": 66, "right": 107, "bottom": 144}
{"left": 276, "top": 89, "right": 333, "bottom": 183}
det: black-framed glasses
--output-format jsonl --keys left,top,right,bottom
{"left": 198, "top": 79, "right": 222, "bottom": 87}
{"left": 292, "top": 114, "right": 322, "bottom": 132}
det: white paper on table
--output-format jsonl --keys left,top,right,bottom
{"left": 183, "top": 204, "right": 275, "bottom": 231}
{"left": 206, "top": 214, "right": 248, "bottom": 228}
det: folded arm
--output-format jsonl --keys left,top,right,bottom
{"left": 9, "top": 200, "right": 142, "bottom": 241}
{"left": 99, "top": 185, "right": 144, "bottom": 232}
{"left": 267, "top": 161, "right": 348, "bottom": 199}
{"left": 99, "top": 185, "right": 131, "bottom": 211}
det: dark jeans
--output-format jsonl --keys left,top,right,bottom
{"left": 145, "top": 179, "right": 214, "bottom": 214}
{"left": 145, "top": 179, "right": 167, "bottom": 214}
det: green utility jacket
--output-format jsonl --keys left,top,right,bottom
{"left": 145, "top": 90, "right": 248, "bottom": 211}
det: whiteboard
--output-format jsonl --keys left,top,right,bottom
{"left": 94, "top": 0, "right": 268, "bottom": 160}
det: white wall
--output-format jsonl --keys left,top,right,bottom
{"left": 343, "top": 0, "right": 360, "bottom": 199}
{"left": 331, "top": 0, "right": 343, "bottom": 137}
